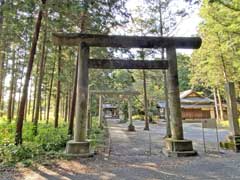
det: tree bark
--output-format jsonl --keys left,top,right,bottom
{"left": 7, "top": 49, "right": 15, "bottom": 122}
{"left": 44, "top": 85, "right": 47, "bottom": 121}
{"left": 31, "top": 58, "right": 40, "bottom": 122}
{"left": 217, "top": 89, "right": 224, "bottom": 121}
{"left": 54, "top": 46, "right": 61, "bottom": 128}
{"left": 27, "top": 80, "right": 33, "bottom": 117}
{"left": 46, "top": 62, "right": 55, "bottom": 123}
{"left": 140, "top": 51, "right": 149, "bottom": 131}
{"left": 158, "top": 0, "right": 171, "bottom": 137}
{"left": 213, "top": 88, "right": 219, "bottom": 121}
{"left": 68, "top": 53, "right": 78, "bottom": 136}
{"left": 17, "top": 65, "right": 24, "bottom": 118}
{"left": 15, "top": 0, "right": 46, "bottom": 145}
{"left": 11, "top": 75, "right": 17, "bottom": 119}
{"left": 143, "top": 69, "right": 149, "bottom": 130}
{"left": 64, "top": 94, "right": 69, "bottom": 122}
{"left": 216, "top": 33, "right": 228, "bottom": 82}
{"left": 0, "top": 0, "right": 5, "bottom": 115}
{"left": 33, "top": 11, "right": 48, "bottom": 135}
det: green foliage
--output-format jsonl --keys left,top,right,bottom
{"left": 189, "top": 0, "right": 240, "bottom": 95}
{"left": 178, "top": 54, "right": 191, "bottom": 91}
{"left": 0, "top": 121, "right": 69, "bottom": 166}
{"left": 0, "top": 118, "right": 104, "bottom": 167}
{"left": 89, "top": 116, "right": 105, "bottom": 148}
{"left": 132, "top": 114, "right": 144, "bottom": 121}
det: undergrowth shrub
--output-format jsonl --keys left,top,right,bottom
{"left": 0, "top": 121, "right": 69, "bottom": 166}
{"left": 0, "top": 118, "right": 104, "bottom": 167}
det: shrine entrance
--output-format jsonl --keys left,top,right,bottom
{"left": 89, "top": 90, "right": 140, "bottom": 131}
{"left": 52, "top": 33, "right": 201, "bottom": 157}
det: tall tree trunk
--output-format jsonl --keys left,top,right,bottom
{"left": 44, "top": 85, "right": 47, "bottom": 121}
{"left": 143, "top": 69, "right": 149, "bottom": 130}
{"left": 46, "top": 61, "right": 55, "bottom": 123}
{"left": 64, "top": 94, "right": 68, "bottom": 122}
{"left": 11, "top": 80, "right": 17, "bottom": 120}
{"left": 216, "top": 33, "right": 228, "bottom": 82}
{"left": 33, "top": 11, "right": 48, "bottom": 135}
{"left": 15, "top": 0, "right": 46, "bottom": 145}
{"left": 213, "top": 88, "right": 220, "bottom": 121}
{"left": 61, "top": 96, "right": 65, "bottom": 119}
{"left": 68, "top": 53, "right": 78, "bottom": 136}
{"left": 217, "top": 89, "right": 224, "bottom": 121}
{"left": 31, "top": 59, "right": 40, "bottom": 122}
{"left": 158, "top": 0, "right": 171, "bottom": 137}
{"left": 24, "top": 96, "right": 28, "bottom": 121}
{"left": 7, "top": 49, "right": 15, "bottom": 123}
{"left": 28, "top": 80, "right": 33, "bottom": 116}
{"left": 0, "top": 0, "right": 5, "bottom": 115}
{"left": 54, "top": 46, "right": 61, "bottom": 128}
{"left": 67, "top": 89, "right": 71, "bottom": 122}
{"left": 140, "top": 50, "right": 149, "bottom": 131}
{"left": 17, "top": 66, "right": 24, "bottom": 117}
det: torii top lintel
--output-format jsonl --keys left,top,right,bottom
{"left": 52, "top": 33, "right": 202, "bottom": 49}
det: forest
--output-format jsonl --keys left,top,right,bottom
{"left": 0, "top": 0, "right": 239, "bottom": 168}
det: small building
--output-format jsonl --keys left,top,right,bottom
{"left": 157, "top": 89, "right": 216, "bottom": 121}
{"left": 103, "top": 103, "right": 119, "bottom": 118}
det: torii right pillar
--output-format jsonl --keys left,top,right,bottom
{"left": 163, "top": 45, "right": 197, "bottom": 157}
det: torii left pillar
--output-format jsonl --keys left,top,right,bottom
{"left": 66, "top": 42, "right": 92, "bottom": 156}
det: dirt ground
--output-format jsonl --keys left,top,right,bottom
{"left": 1, "top": 119, "right": 240, "bottom": 180}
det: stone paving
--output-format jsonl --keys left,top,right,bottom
{"left": 2, "top": 119, "right": 240, "bottom": 180}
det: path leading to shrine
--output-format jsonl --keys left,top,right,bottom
{"left": 3, "top": 119, "right": 240, "bottom": 180}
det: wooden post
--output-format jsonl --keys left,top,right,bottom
{"left": 166, "top": 46, "right": 183, "bottom": 140}
{"left": 74, "top": 42, "right": 89, "bottom": 142}
{"left": 99, "top": 95, "right": 103, "bottom": 129}
{"left": 225, "top": 82, "right": 240, "bottom": 136}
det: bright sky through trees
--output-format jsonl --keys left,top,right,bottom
{"left": 119, "top": 0, "right": 202, "bottom": 54}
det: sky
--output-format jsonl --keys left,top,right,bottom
{"left": 125, "top": 0, "right": 202, "bottom": 36}
{"left": 116, "top": 0, "right": 202, "bottom": 55}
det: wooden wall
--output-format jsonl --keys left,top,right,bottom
{"left": 182, "top": 108, "right": 211, "bottom": 120}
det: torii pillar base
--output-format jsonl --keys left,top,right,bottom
{"left": 163, "top": 138, "right": 197, "bottom": 157}
{"left": 128, "top": 124, "right": 135, "bottom": 131}
{"left": 66, "top": 140, "right": 94, "bottom": 157}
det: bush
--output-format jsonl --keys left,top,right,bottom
{"left": 0, "top": 121, "right": 69, "bottom": 166}
{"left": 0, "top": 119, "right": 105, "bottom": 167}
{"left": 89, "top": 116, "right": 105, "bottom": 147}
{"left": 34, "top": 124, "right": 69, "bottom": 151}
{"left": 132, "top": 114, "right": 144, "bottom": 120}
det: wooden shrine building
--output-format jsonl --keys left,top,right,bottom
{"left": 157, "top": 89, "right": 216, "bottom": 121}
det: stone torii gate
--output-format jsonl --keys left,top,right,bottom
{"left": 90, "top": 90, "right": 140, "bottom": 131}
{"left": 52, "top": 33, "right": 201, "bottom": 157}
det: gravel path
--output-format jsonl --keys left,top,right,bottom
{"left": 1, "top": 119, "right": 240, "bottom": 180}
